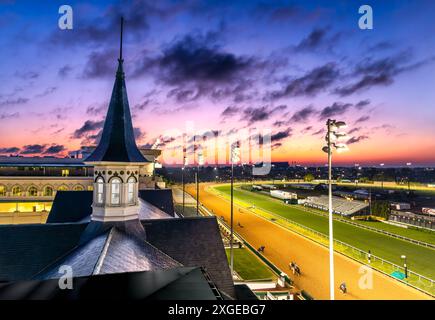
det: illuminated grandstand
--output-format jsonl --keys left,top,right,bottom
{"left": 304, "top": 195, "right": 369, "bottom": 216}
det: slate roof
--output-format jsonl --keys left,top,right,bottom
{"left": 48, "top": 190, "right": 174, "bottom": 223}
{"left": 143, "top": 216, "right": 235, "bottom": 297}
{"left": 0, "top": 216, "right": 235, "bottom": 298}
{"left": 36, "top": 226, "right": 181, "bottom": 280}
{"left": 85, "top": 60, "right": 148, "bottom": 163}
{"left": 0, "top": 267, "right": 223, "bottom": 300}
{"left": 47, "top": 191, "right": 93, "bottom": 223}
{"left": 139, "top": 189, "right": 175, "bottom": 216}
{"left": 0, "top": 223, "right": 86, "bottom": 282}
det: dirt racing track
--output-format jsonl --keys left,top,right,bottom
{"left": 186, "top": 183, "right": 432, "bottom": 300}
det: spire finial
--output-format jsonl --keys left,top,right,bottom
{"left": 119, "top": 17, "right": 124, "bottom": 61}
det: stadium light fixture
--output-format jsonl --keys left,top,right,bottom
{"left": 322, "top": 119, "right": 349, "bottom": 301}
{"left": 195, "top": 150, "right": 205, "bottom": 216}
{"left": 230, "top": 143, "right": 240, "bottom": 275}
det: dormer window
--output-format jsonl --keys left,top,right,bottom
{"left": 110, "top": 178, "right": 122, "bottom": 205}
{"left": 96, "top": 177, "right": 104, "bottom": 204}
{"left": 127, "top": 177, "right": 136, "bottom": 204}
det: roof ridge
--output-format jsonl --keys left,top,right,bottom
{"left": 93, "top": 228, "right": 115, "bottom": 275}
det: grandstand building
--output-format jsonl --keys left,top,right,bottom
{"left": 304, "top": 195, "right": 369, "bottom": 216}
{"left": 0, "top": 147, "right": 165, "bottom": 224}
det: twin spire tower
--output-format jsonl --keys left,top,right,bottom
{"left": 85, "top": 18, "right": 149, "bottom": 222}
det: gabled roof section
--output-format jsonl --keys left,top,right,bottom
{"left": 143, "top": 216, "right": 235, "bottom": 298}
{"left": 36, "top": 226, "right": 181, "bottom": 280}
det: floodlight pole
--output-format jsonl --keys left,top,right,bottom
{"left": 196, "top": 164, "right": 199, "bottom": 216}
{"left": 230, "top": 159, "right": 235, "bottom": 273}
{"left": 327, "top": 119, "right": 335, "bottom": 300}
{"left": 182, "top": 166, "right": 185, "bottom": 216}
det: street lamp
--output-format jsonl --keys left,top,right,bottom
{"left": 196, "top": 151, "right": 204, "bottom": 216}
{"left": 322, "top": 119, "right": 348, "bottom": 300}
{"left": 401, "top": 255, "right": 408, "bottom": 278}
{"left": 230, "top": 142, "right": 240, "bottom": 274}
{"left": 182, "top": 155, "right": 188, "bottom": 217}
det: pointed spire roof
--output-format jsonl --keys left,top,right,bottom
{"left": 86, "top": 18, "right": 148, "bottom": 163}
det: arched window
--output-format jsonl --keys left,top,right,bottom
{"left": 73, "top": 185, "right": 84, "bottom": 191}
{"left": 58, "top": 185, "right": 68, "bottom": 191}
{"left": 127, "top": 177, "right": 136, "bottom": 204}
{"left": 43, "top": 186, "right": 54, "bottom": 197}
{"left": 110, "top": 178, "right": 121, "bottom": 205}
{"left": 28, "top": 186, "right": 38, "bottom": 197}
{"left": 0, "top": 185, "right": 5, "bottom": 196}
{"left": 96, "top": 178, "right": 104, "bottom": 204}
{"left": 12, "top": 186, "right": 22, "bottom": 196}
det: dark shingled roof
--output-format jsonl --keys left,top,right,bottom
{"left": 0, "top": 267, "right": 223, "bottom": 300}
{"left": 139, "top": 189, "right": 175, "bottom": 217}
{"left": 37, "top": 226, "right": 181, "bottom": 280}
{"left": 143, "top": 216, "right": 235, "bottom": 297}
{"left": 0, "top": 217, "right": 235, "bottom": 298}
{"left": 0, "top": 223, "right": 87, "bottom": 282}
{"left": 47, "top": 191, "right": 93, "bottom": 223}
{"left": 85, "top": 60, "right": 148, "bottom": 163}
{"left": 47, "top": 190, "right": 175, "bottom": 223}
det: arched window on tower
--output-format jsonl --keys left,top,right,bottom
{"left": 110, "top": 178, "right": 121, "bottom": 205}
{"left": 127, "top": 177, "right": 136, "bottom": 204}
{"left": 96, "top": 177, "right": 104, "bottom": 204}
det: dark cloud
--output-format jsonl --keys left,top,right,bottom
{"left": 272, "top": 142, "right": 283, "bottom": 150}
{"left": 319, "top": 102, "right": 352, "bottom": 120}
{"left": 72, "top": 120, "right": 104, "bottom": 139}
{"left": 134, "top": 31, "right": 260, "bottom": 102}
{"left": 0, "top": 147, "right": 20, "bottom": 154}
{"left": 0, "top": 112, "right": 19, "bottom": 120}
{"left": 21, "top": 144, "right": 46, "bottom": 154}
{"left": 312, "top": 128, "right": 325, "bottom": 136}
{"left": 347, "top": 135, "right": 369, "bottom": 145}
{"left": 355, "top": 99, "right": 370, "bottom": 109}
{"left": 294, "top": 27, "right": 340, "bottom": 52}
{"left": 273, "top": 120, "right": 286, "bottom": 127}
{"left": 348, "top": 127, "right": 361, "bottom": 135}
{"left": 86, "top": 103, "right": 107, "bottom": 116}
{"left": 14, "top": 71, "right": 39, "bottom": 80}
{"left": 269, "top": 63, "right": 339, "bottom": 99}
{"left": 301, "top": 126, "right": 313, "bottom": 134}
{"left": 355, "top": 115, "right": 370, "bottom": 123}
{"left": 82, "top": 50, "right": 117, "bottom": 78}
{"left": 290, "top": 105, "right": 316, "bottom": 123}
{"left": 220, "top": 106, "right": 240, "bottom": 119}
{"left": 133, "top": 99, "right": 151, "bottom": 111}
{"left": 43, "top": 144, "right": 66, "bottom": 154}
{"left": 35, "top": 86, "right": 57, "bottom": 98}
{"left": 335, "top": 52, "right": 432, "bottom": 96}
{"left": 133, "top": 127, "right": 146, "bottom": 141}
{"left": 271, "top": 128, "right": 292, "bottom": 142}
{"left": 243, "top": 105, "right": 286, "bottom": 124}
{"left": 48, "top": 1, "right": 163, "bottom": 48}
{"left": 0, "top": 97, "right": 28, "bottom": 107}
{"left": 58, "top": 65, "right": 72, "bottom": 78}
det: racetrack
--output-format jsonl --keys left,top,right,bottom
{"left": 186, "top": 183, "right": 432, "bottom": 300}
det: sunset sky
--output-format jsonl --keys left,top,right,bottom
{"left": 1, "top": 0, "right": 435, "bottom": 166}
